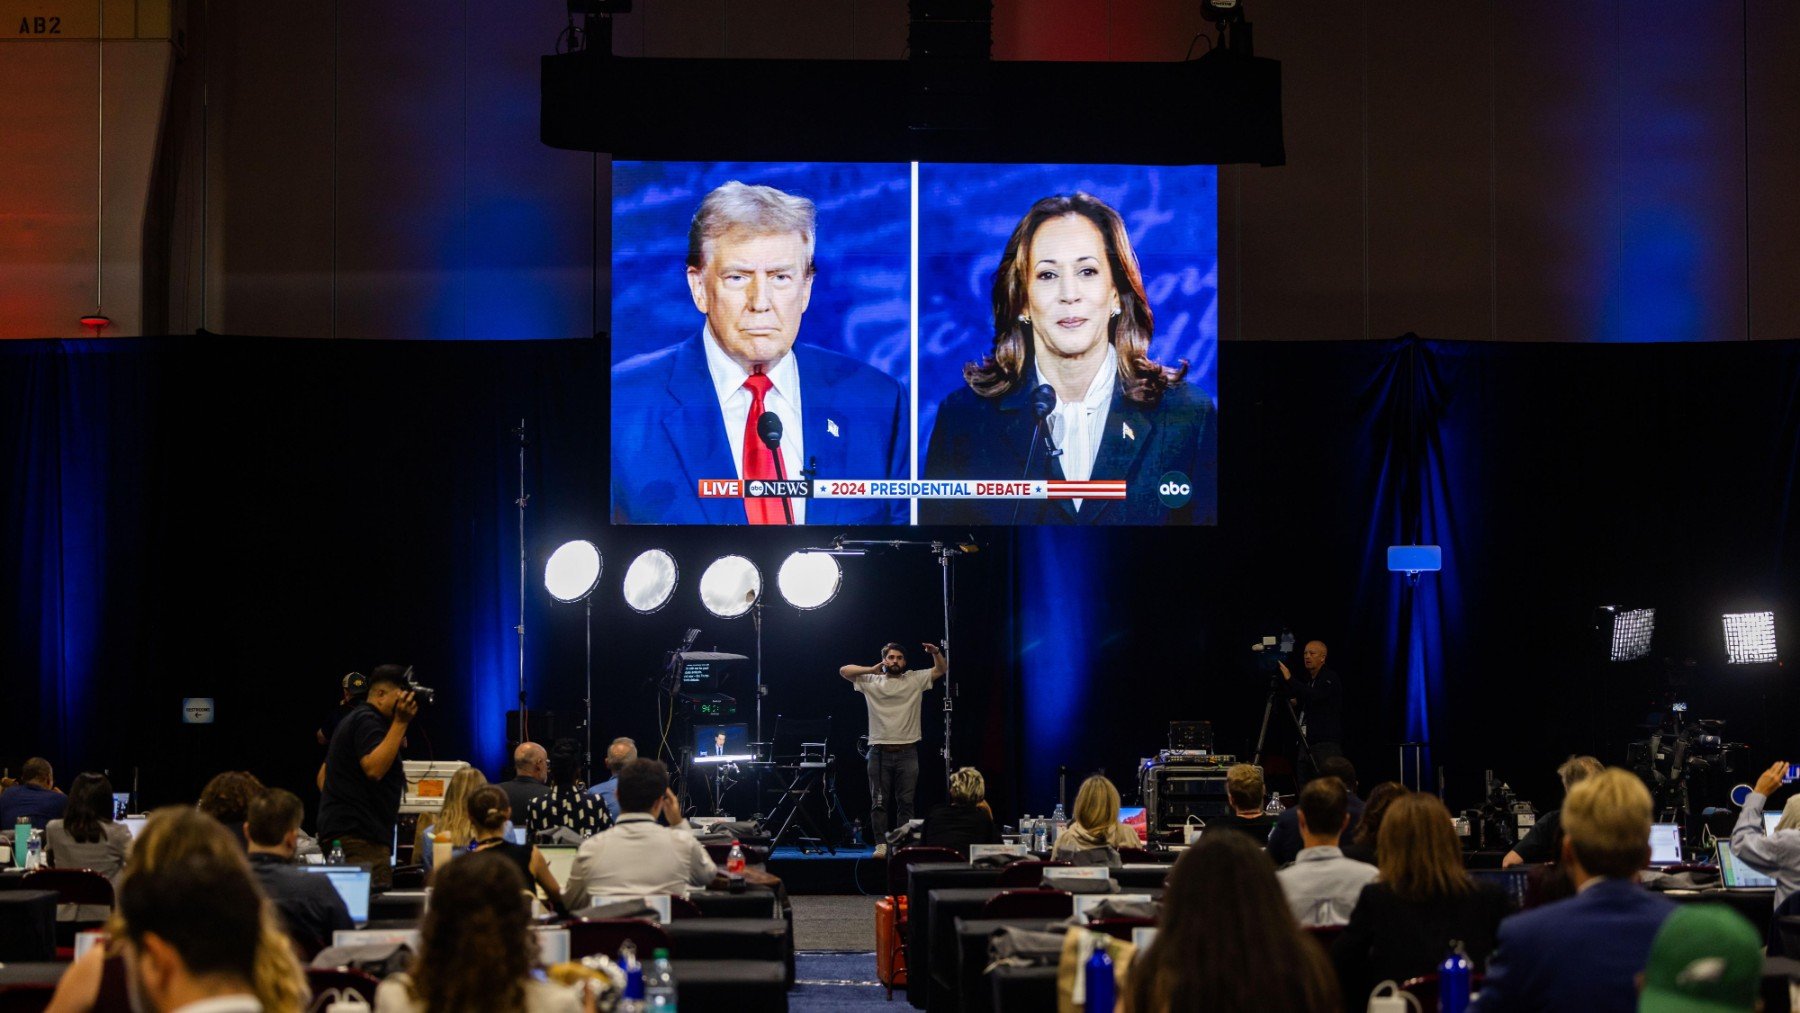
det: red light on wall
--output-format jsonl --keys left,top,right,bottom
{"left": 79, "top": 314, "right": 111, "bottom": 329}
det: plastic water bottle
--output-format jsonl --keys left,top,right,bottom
{"left": 1034, "top": 818, "right": 1050, "bottom": 854}
{"left": 11, "top": 818, "right": 28, "bottom": 868}
{"left": 1438, "top": 940, "right": 1471, "bottom": 1013}
{"left": 726, "top": 841, "right": 746, "bottom": 875}
{"left": 618, "top": 940, "right": 644, "bottom": 1013}
{"left": 1264, "top": 792, "right": 1284, "bottom": 816}
{"left": 1051, "top": 803, "right": 1068, "bottom": 845}
{"left": 328, "top": 839, "right": 345, "bottom": 865}
{"left": 25, "top": 829, "right": 44, "bottom": 870}
{"left": 1083, "top": 934, "right": 1115, "bottom": 1011}
{"left": 646, "top": 947, "right": 677, "bottom": 1011}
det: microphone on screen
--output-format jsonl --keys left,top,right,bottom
{"left": 757, "top": 411, "right": 783, "bottom": 451}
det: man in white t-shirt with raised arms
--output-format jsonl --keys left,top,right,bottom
{"left": 841, "top": 641, "right": 947, "bottom": 857}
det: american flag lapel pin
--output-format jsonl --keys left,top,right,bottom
{"left": 827, "top": 418, "right": 841, "bottom": 437}
{"left": 1122, "top": 422, "right": 1135, "bottom": 441}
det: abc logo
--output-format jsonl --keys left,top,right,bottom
{"left": 747, "top": 480, "right": 765, "bottom": 496}
{"left": 1158, "top": 471, "right": 1193, "bottom": 508}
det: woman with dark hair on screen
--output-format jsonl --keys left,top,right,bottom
{"left": 923, "top": 191, "right": 1217, "bottom": 525}
{"left": 1126, "top": 830, "right": 1339, "bottom": 1013}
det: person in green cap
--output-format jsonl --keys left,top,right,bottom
{"left": 1637, "top": 903, "right": 1763, "bottom": 1012}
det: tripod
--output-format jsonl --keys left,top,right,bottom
{"left": 1251, "top": 675, "right": 1322, "bottom": 783}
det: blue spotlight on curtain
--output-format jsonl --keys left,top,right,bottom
{"left": 1015, "top": 527, "right": 1110, "bottom": 808}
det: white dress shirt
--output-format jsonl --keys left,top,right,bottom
{"left": 562, "top": 814, "right": 719, "bottom": 907}
{"left": 1276, "top": 845, "right": 1379, "bottom": 927}
{"left": 1038, "top": 350, "right": 1117, "bottom": 511}
{"left": 703, "top": 327, "right": 806, "bottom": 523}
{"left": 1732, "top": 791, "right": 1800, "bottom": 907}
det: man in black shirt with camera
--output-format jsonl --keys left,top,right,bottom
{"left": 318, "top": 664, "right": 417, "bottom": 889}
{"left": 1279, "top": 640, "right": 1343, "bottom": 782}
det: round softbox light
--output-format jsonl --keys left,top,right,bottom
{"left": 777, "top": 551, "right": 842, "bottom": 610}
{"left": 545, "top": 540, "right": 603, "bottom": 603}
{"left": 622, "top": 549, "right": 680, "bottom": 614}
{"left": 699, "top": 555, "right": 761, "bottom": 618}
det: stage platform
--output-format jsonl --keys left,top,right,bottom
{"left": 767, "top": 845, "right": 889, "bottom": 895}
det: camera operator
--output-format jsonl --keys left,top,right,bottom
{"left": 1279, "top": 640, "right": 1343, "bottom": 782}
{"left": 318, "top": 664, "right": 418, "bottom": 889}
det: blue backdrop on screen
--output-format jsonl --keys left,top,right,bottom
{"left": 915, "top": 163, "right": 1218, "bottom": 457}
{"left": 611, "top": 162, "right": 912, "bottom": 373}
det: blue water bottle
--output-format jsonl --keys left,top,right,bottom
{"left": 1084, "top": 934, "right": 1115, "bottom": 1011}
{"left": 1438, "top": 940, "right": 1471, "bottom": 1013}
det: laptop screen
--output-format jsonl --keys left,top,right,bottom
{"left": 1649, "top": 823, "right": 1683, "bottom": 865}
{"left": 120, "top": 817, "right": 148, "bottom": 839}
{"left": 304, "top": 866, "right": 372, "bottom": 924}
{"left": 1715, "top": 841, "right": 1777, "bottom": 889}
{"left": 1766, "top": 812, "right": 1783, "bottom": 835}
{"left": 539, "top": 845, "right": 579, "bottom": 887}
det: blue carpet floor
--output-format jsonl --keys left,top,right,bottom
{"left": 790, "top": 951, "right": 891, "bottom": 1011}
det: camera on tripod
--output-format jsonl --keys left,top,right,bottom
{"left": 1248, "top": 629, "right": 1296, "bottom": 678}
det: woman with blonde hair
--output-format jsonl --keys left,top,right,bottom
{"left": 1330, "top": 793, "right": 1506, "bottom": 1003}
{"left": 922, "top": 767, "right": 1001, "bottom": 852}
{"left": 1050, "top": 775, "right": 1143, "bottom": 861}
{"left": 45, "top": 806, "right": 310, "bottom": 1013}
{"left": 416, "top": 765, "right": 488, "bottom": 876}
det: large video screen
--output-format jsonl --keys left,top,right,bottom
{"left": 611, "top": 161, "right": 1216, "bottom": 526}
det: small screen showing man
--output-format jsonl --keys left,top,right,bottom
{"left": 692, "top": 723, "right": 751, "bottom": 762}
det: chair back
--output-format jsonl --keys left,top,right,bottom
{"left": 1303, "top": 923, "right": 1346, "bottom": 951}
{"left": 667, "top": 896, "right": 702, "bottom": 920}
{"left": 980, "top": 888, "right": 1074, "bottom": 920}
{"left": 996, "top": 860, "right": 1069, "bottom": 889}
{"left": 1117, "top": 848, "right": 1170, "bottom": 865}
{"left": 1086, "top": 916, "right": 1156, "bottom": 941}
{"left": 567, "top": 918, "right": 674, "bottom": 960}
{"left": 22, "top": 867, "right": 114, "bottom": 907}
{"left": 305, "top": 967, "right": 381, "bottom": 1012}
{"left": 1399, "top": 972, "right": 1484, "bottom": 1008}
{"left": 887, "top": 846, "right": 963, "bottom": 898}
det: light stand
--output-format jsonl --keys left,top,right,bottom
{"left": 513, "top": 420, "right": 530, "bottom": 743}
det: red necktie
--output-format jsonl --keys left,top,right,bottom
{"left": 741, "top": 371, "right": 788, "bottom": 524}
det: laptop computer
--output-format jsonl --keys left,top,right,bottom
{"left": 1649, "top": 823, "right": 1683, "bottom": 866}
{"left": 1766, "top": 811, "right": 1783, "bottom": 835}
{"left": 304, "top": 866, "right": 372, "bottom": 925}
{"left": 1715, "top": 841, "right": 1777, "bottom": 889}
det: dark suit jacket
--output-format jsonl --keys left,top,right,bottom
{"left": 611, "top": 333, "right": 909, "bottom": 524}
{"left": 1331, "top": 881, "right": 1508, "bottom": 1008}
{"left": 1469, "top": 878, "right": 1676, "bottom": 1013}
{"left": 921, "top": 377, "right": 1217, "bottom": 525}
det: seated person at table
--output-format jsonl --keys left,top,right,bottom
{"left": 1268, "top": 756, "right": 1365, "bottom": 865}
{"left": 375, "top": 851, "right": 582, "bottom": 1013}
{"left": 528, "top": 738, "right": 611, "bottom": 839}
{"left": 1729, "top": 758, "right": 1800, "bottom": 909}
{"left": 564, "top": 758, "right": 719, "bottom": 906}
{"left": 197, "top": 770, "right": 265, "bottom": 850}
{"left": 1637, "top": 903, "right": 1763, "bottom": 1013}
{"left": 245, "top": 787, "right": 353, "bottom": 957}
{"left": 465, "top": 785, "right": 567, "bottom": 914}
{"left": 1470, "top": 767, "right": 1676, "bottom": 1013}
{"left": 1331, "top": 793, "right": 1507, "bottom": 1002}
{"left": 48, "top": 806, "right": 310, "bottom": 1013}
{"left": 1339, "top": 781, "right": 1406, "bottom": 866}
{"left": 0, "top": 756, "right": 68, "bottom": 829}
{"left": 46, "top": 771, "right": 132, "bottom": 884}
{"left": 922, "top": 766, "right": 1002, "bottom": 853}
{"left": 586, "top": 737, "right": 637, "bottom": 821}
{"left": 1051, "top": 774, "right": 1143, "bottom": 863}
{"left": 1205, "top": 764, "right": 1281, "bottom": 845}
{"left": 415, "top": 765, "right": 486, "bottom": 878}
{"left": 1275, "top": 776, "right": 1377, "bottom": 927}
{"left": 1503, "top": 755, "right": 1602, "bottom": 868}
{"left": 1127, "top": 830, "right": 1340, "bottom": 1012}
{"left": 116, "top": 841, "right": 270, "bottom": 1013}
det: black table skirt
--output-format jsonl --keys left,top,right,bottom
{"left": 668, "top": 958, "right": 787, "bottom": 1013}
{"left": 989, "top": 963, "right": 1057, "bottom": 1013}
{"left": 667, "top": 917, "right": 794, "bottom": 986}
{"left": 906, "top": 865, "right": 1003, "bottom": 1008}
{"left": 953, "top": 918, "right": 1063, "bottom": 1013}
{"left": 690, "top": 887, "right": 782, "bottom": 920}
{"left": 0, "top": 889, "right": 58, "bottom": 962}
